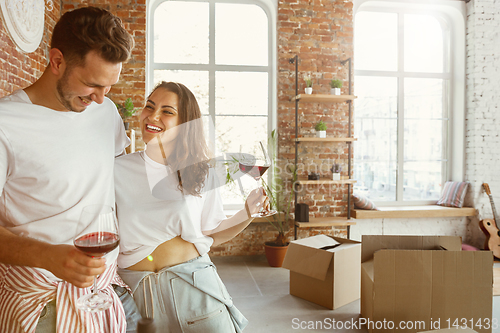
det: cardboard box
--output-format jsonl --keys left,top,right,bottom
{"left": 282, "top": 234, "right": 361, "bottom": 310}
{"left": 361, "top": 235, "right": 493, "bottom": 333}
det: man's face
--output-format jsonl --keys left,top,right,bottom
{"left": 55, "top": 50, "right": 122, "bottom": 112}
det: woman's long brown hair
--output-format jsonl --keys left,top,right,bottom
{"left": 149, "top": 81, "right": 211, "bottom": 196}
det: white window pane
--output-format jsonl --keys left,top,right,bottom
{"left": 404, "top": 14, "right": 443, "bottom": 73}
{"left": 403, "top": 161, "right": 443, "bottom": 201}
{"left": 404, "top": 78, "right": 446, "bottom": 119}
{"left": 215, "top": 3, "right": 268, "bottom": 66}
{"left": 354, "top": 160, "right": 397, "bottom": 202}
{"left": 404, "top": 78, "right": 447, "bottom": 164}
{"left": 354, "top": 11, "right": 398, "bottom": 71}
{"left": 219, "top": 176, "right": 255, "bottom": 206}
{"left": 154, "top": 70, "right": 209, "bottom": 115}
{"left": 354, "top": 76, "right": 398, "bottom": 118}
{"left": 216, "top": 72, "right": 268, "bottom": 115}
{"left": 216, "top": 116, "right": 268, "bottom": 158}
{"left": 354, "top": 117, "right": 397, "bottom": 202}
{"left": 404, "top": 119, "right": 444, "bottom": 161}
{"left": 154, "top": 1, "right": 209, "bottom": 64}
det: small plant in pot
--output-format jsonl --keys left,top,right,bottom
{"left": 115, "top": 97, "right": 139, "bottom": 130}
{"left": 315, "top": 120, "right": 327, "bottom": 138}
{"left": 261, "top": 130, "right": 297, "bottom": 267}
{"left": 330, "top": 161, "right": 342, "bottom": 180}
{"left": 305, "top": 77, "right": 313, "bottom": 95}
{"left": 330, "top": 79, "right": 342, "bottom": 95}
{"left": 223, "top": 130, "right": 294, "bottom": 267}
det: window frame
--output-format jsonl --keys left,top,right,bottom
{"left": 353, "top": 0, "right": 466, "bottom": 206}
{"left": 146, "top": 0, "right": 278, "bottom": 211}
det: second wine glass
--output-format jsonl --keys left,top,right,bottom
{"left": 73, "top": 204, "right": 120, "bottom": 312}
{"left": 239, "top": 141, "right": 277, "bottom": 218}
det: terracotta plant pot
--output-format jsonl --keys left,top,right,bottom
{"left": 264, "top": 242, "right": 289, "bottom": 267}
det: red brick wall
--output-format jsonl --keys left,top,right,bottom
{"left": 278, "top": 0, "right": 354, "bottom": 242}
{"left": 0, "top": 3, "right": 61, "bottom": 97}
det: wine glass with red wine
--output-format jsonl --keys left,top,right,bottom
{"left": 239, "top": 141, "right": 277, "bottom": 218}
{"left": 73, "top": 204, "right": 120, "bottom": 312}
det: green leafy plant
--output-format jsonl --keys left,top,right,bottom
{"left": 315, "top": 120, "right": 327, "bottom": 131}
{"left": 115, "top": 97, "right": 139, "bottom": 121}
{"left": 330, "top": 162, "right": 342, "bottom": 173}
{"left": 261, "top": 129, "right": 296, "bottom": 247}
{"left": 330, "top": 79, "right": 343, "bottom": 89}
{"left": 305, "top": 77, "right": 313, "bottom": 88}
{"left": 223, "top": 130, "right": 295, "bottom": 247}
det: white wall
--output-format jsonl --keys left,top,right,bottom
{"left": 350, "top": 217, "right": 469, "bottom": 242}
{"left": 464, "top": 0, "right": 500, "bottom": 249}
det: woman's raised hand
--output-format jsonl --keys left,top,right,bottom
{"left": 244, "top": 187, "right": 270, "bottom": 218}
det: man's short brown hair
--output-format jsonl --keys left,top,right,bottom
{"left": 51, "top": 6, "right": 134, "bottom": 67}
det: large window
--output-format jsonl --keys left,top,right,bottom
{"left": 353, "top": 1, "right": 465, "bottom": 205}
{"left": 147, "top": 0, "right": 276, "bottom": 210}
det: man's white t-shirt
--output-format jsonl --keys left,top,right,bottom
{"left": 114, "top": 151, "right": 226, "bottom": 269}
{"left": 0, "top": 89, "right": 129, "bottom": 280}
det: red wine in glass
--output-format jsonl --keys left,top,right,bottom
{"left": 238, "top": 156, "right": 276, "bottom": 217}
{"left": 73, "top": 204, "right": 119, "bottom": 312}
{"left": 239, "top": 163, "right": 269, "bottom": 181}
{"left": 74, "top": 232, "right": 119, "bottom": 257}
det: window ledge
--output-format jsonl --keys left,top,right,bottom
{"left": 350, "top": 205, "right": 477, "bottom": 219}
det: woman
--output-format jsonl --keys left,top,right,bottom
{"left": 115, "top": 81, "right": 267, "bottom": 332}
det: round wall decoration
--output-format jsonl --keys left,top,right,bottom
{"left": 0, "top": 0, "right": 46, "bottom": 53}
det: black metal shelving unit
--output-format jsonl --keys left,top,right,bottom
{"left": 289, "top": 55, "right": 356, "bottom": 240}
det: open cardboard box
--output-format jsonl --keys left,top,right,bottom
{"left": 282, "top": 234, "right": 361, "bottom": 310}
{"left": 361, "top": 235, "right": 493, "bottom": 333}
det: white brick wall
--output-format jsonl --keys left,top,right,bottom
{"left": 464, "top": 0, "right": 500, "bottom": 248}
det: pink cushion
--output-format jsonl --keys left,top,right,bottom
{"left": 353, "top": 193, "right": 378, "bottom": 210}
{"left": 436, "top": 181, "right": 469, "bottom": 208}
{"left": 462, "top": 244, "right": 479, "bottom": 251}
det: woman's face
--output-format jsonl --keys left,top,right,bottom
{"left": 140, "top": 88, "right": 181, "bottom": 145}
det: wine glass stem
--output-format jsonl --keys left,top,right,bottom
{"left": 92, "top": 276, "right": 98, "bottom": 296}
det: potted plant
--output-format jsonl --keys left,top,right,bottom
{"left": 315, "top": 120, "right": 327, "bottom": 138}
{"left": 114, "top": 97, "right": 139, "bottom": 130}
{"left": 222, "top": 130, "right": 294, "bottom": 267}
{"left": 261, "top": 130, "right": 296, "bottom": 267}
{"left": 330, "top": 79, "right": 342, "bottom": 95}
{"left": 305, "top": 77, "right": 313, "bottom": 95}
{"left": 330, "top": 161, "right": 342, "bottom": 180}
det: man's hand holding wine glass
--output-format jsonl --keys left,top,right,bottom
{"left": 72, "top": 204, "right": 120, "bottom": 312}
{"left": 45, "top": 244, "right": 106, "bottom": 288}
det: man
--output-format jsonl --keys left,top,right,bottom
{"left": 0, "top": 6, "right": 141, "bottom": 332}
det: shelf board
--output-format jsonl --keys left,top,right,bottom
{"left": 297, "top": 178, "right": 356, "bottom": 185}
{"left": 351, "top": 206, "right": 477, "bottom": 219}
{"left": 295, "top": 137, "right": 357, "bottom": 142}
{"left": 291, "top": 94, "right": 357, "bottom": 103}
{"left": 295, "top": 217, "right": 356, "bottom": 228}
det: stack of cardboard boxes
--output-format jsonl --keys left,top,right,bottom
{"left": 282, "top": 234, "right": 493, "bottom": 333}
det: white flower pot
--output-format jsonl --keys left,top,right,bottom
{"left": 305, "top": 87, "right": 313, "bottom": 94}
{"left": 331, "top": 88, "right": 341, "bottom": 95}
{"left": 332, "top": 173, "right": 341, "bottom": 180}
{"left": 316, "top": 130, "right": 326, "bottom": 138}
